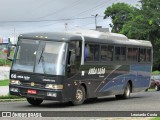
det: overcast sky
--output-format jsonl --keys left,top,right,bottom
{"left": 0, "top": 0, "right": 140, "bottom": 41}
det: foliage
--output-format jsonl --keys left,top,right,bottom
{"left": 0, "top": 50, "right": 14, "bottom": 66}
{"left": 0, "top": 59, "right": 11, "bottom": 66}
{"left": 152, "top": 71, "right": 160, "bottom": 75}
{"left": 104, "top": 1, "right": 160, "bottom": 69}
{"left": 0, "top": 79, "right": 9, "bottom": 86}
{"left": 104, "top": 3, "right": 136, "bottom": 33}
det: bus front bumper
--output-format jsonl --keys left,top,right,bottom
{"left": 9, "top": 85, "right": 68, "bottom": 102}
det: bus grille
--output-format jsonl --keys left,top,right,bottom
{"left": 21, "top": 82, "right": 45, "bottom": 88}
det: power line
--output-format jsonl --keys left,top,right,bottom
{"left": 36, "top": 0, "right": 118, "bottom": 28}
{"left": 38, "top": 0, "right": 83, "bottom": 19}
{"left": 71, "top": 0, "right": 118, "bottom": 18}
{"left": 0, "top": 16, "right": 104, "bottom": 23}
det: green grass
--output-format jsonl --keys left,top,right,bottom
{"left": 0, "top": 79, "right": 9, "bottom": 86}
{"left": 152, "top": 70, "right": 160, "bottom": 75}
{"left": 0, "top": 59, "right": 11, "bottom": 66}
{"left": 0, "top": 94, "right": 23, "bottom": 99}
{"left": 151, "top": 117, "right": 160, "bottom": 120}
{"left": 0, "top": 50, "right": 14, "bottom": 66}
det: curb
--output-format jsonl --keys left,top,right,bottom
{"left": 0, "top": 99, "right": 26, "bottom": 102}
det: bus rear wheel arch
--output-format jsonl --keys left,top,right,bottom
{"left": 71, "top": 85, "right": 86, "bottom": 105}
{"left": 26, "top": 98, "right": 43, "bottom": 106}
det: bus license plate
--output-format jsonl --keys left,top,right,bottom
{"left": 27, "top": 89, "right": 37, "bottom": 94}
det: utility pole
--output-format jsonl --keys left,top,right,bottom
{"left": 92, "top": 14, "right": 98, "bottom": 30}
{"left": 65, "top": 23, "right": 68, "bottom": 31}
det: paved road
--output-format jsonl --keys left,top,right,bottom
{"left": 0, "top": 91, "right": 160, "bottom": 119}
{"left": 0, "top": 91, "right": 160, "bottom": 111}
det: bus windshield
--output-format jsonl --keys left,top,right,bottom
{"left": 12, "top": 39, "right": 68, "bottom": 75}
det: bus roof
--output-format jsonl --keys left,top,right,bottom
{"left": 19, "top": 30, "right": 152, "bottom": 47}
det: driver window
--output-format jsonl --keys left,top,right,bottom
{"left": 67, "top": 41, "right": 81, "bottom": 77}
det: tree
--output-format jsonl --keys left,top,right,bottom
{"left": 120, "top": 0, "right": 160, "bottom": 68}
{"left": 104, "top": 1, "right": 160, "bottom": 69}
{"left": 104, "top": 3, "right": 136, "bottom": 33}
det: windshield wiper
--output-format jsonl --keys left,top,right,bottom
{"left": 38, "top": 48, "right": 44, "bottom": 64}
{"left": 41, "top": 55, "right": 46, "bottom": 74}
{"left": 38, "top": 48, "right": 46, "bottom": 74}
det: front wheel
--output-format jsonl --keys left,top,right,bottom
{"left": 71, "top": 85, "right": 86, "bottom": 105}
{"left": 27, "top": 98, "right": 43, "bottom": 106}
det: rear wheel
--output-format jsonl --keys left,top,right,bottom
{"left": 155, "top": 85, "right": 160, "bottom": 91}
{"left": 27, "top": 98, "right": 43, "bottom": 106}
{"left": 116, "top": 82, "right": 131, "bottom": 99}
{"left": 71, "top": 85, "right": 86, "bottom": 105}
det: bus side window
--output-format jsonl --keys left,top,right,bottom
{"left": 67, "top": 41, "right": 81, "bottom": 77}
{"left": 85, "top": 43, "right": 99, "bottom": 61}
{"left": 140, "top": 48, "right": 146, "bottom": 62}
{"left": 146, "top": 49, "right": 151, "bottom": 62}
{"left": 128, "top": 48, "right": 138, "bottom": 62}
{"left": 115, "top": 46, "right": 126, "bottom": 61}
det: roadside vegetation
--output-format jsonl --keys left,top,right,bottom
{"left": 104, "top": 0, "right": 160, "bottom": 70}
{"left": 0, "top": 50, "right": 14, "bottom": 66}
{"left": 151, "top": 117, "right": 160, "bottom": 120}
{"left": 0, "top": 95, "right": 23, "bottom": 99}
{"left": 152, "top": 71, "right": 160, "bottom": 75}
{"left": 0, "top": 79, "right": 9, "bottom": 86}
{"left": 0, "top": 59, "right": 11, "bottom": 66}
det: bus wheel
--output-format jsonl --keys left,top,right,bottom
{"left": 115, "top": 83, "right": 131, "bottom": 99}
{"left": 72, "top": 85, "right": 85, "bottom": 105}
{"left": 122, "top": 83, "right": 131, "bottom": 99}
{"left": 27, "top": 98, "right": 43, "bottom": 106}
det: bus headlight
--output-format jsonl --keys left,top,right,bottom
{"left": 10, "top": 80, "right": 21, "bottom": 85}
{"left": 45, "top": 84, "right": 63, "bottom": 89}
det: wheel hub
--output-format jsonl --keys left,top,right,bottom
{"left": 76, "top": 89, "right": 83, "bottom": 101}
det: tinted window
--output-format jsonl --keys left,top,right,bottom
{"left": 140, "top": 48, "right": 146, "bottom": 62}
{"left": 146, "top": 49, "right": 151, "bottom": 62}
{"left": 115, "top": 46, "right": 126, "bottom": 61}
{"left": 85, "top": 44, "right": 99, "bottom": 61}
{"left": 101, "top": 45, "right": 113, "bottom": 61}
{"left": 127, "top": 48, "right": 138, "bottom": 61}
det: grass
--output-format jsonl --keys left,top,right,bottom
{"left": 0, "top": 94, "right": 23, "bottom": 99}
{"left": 0, "top": 79, "right": 9, "bottom": 86}
{"left": 0, "top": 59, "right": 11, "bottom": 66}
{"left": 151, "top": 117, "right": 160, "bottom": 120}
{"left": 152, "top": 70, "right": 160, "bottom": 75}
{"left": 0, "top": 50, "right": 14, "bottom": 66}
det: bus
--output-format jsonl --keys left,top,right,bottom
{"left": 8, "top": 30, "right": 152, "bottom": 105}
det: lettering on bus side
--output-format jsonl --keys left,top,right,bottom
{"left": 88, "top": 67, "right": 106, "bottom": 75}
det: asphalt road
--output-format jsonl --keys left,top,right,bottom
{"left": 0, "top": 91, "right": 160, "bottom": 118}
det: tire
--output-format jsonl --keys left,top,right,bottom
{"left": 115, "top": 82, "right": 131, "bottom": 99}
{"left": 155, "top": 85, "right": 160, "bottom": 91}
{"left": 122, "top": 83, "right": 131, "bottom": 99}
{"left": 145, "top": 89, "right": 148, "bottom": 92}
{"left": 27, "top": 98, "right": 43, "bottom": 106}
{"left": 71, "top": 85, "right": 86, "bottom": 105}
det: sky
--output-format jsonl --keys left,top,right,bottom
{"left": 0, "top": 0, "right": 140, "bottom": 42}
